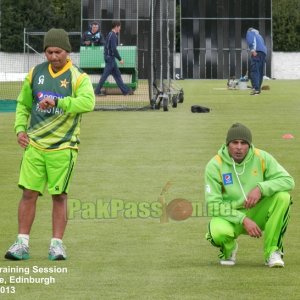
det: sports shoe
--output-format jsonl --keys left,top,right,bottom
{"left": 220, "top": 242, "right": 238, "bottom": 266}
{"left": 250, "top": 90, "right": 260, "bottom": 96}
{"left": 4, "top": 238, "right": 29, "bottom": 260}
{"left": 265, "top": 250, "right": 284, "bottom": 268}
{"left": 95, "top": 91, "right": 106, "bottom": 97}
{"left": 48, "top": 240, "right": 67, "bottom": 261}
{"left": 124, "top": 89, "right": 134, "bottom": 96}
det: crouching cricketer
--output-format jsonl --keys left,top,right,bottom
{"left": 205, "top": 123, "right": 294, "bottom": 267}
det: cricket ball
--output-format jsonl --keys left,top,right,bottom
{"left": 166, "top": 198, "right": 193, "bottom": 221}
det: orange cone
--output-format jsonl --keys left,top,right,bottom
{"left": 282, "top": 133, "right": 294, "bottom": 139}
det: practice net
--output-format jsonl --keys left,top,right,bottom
{"left": 0, "top": 0, "right": 182, "bottom": 112}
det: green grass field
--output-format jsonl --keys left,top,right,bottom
{"left": 0, "top": 79, "right": 300, "bottom": 299}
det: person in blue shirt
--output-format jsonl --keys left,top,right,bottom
{"left": 246, "top": 28, "right": 267, "bottom": 96}
{"left": 94, "top": 21, "right": 132, "bottom": 96}
{"left": 81, "top": 22, "right": 105, "bottom": 46}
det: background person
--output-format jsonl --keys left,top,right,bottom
{"left": 4, "top": 28, "right": 95, "bottom": 261}
{"left": 81, "top": 21, "right": 105, "bottom": 46}
{"left": 205, "top": 123, "right": 294, "bottom": 267}
{"left": 94, "top": 20, "right": 132, "bottom": 96}
{"left": 246, "top": 28, "right": 267, "bottom": 95}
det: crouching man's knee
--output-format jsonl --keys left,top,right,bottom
{"left": 273, "top": 191, "right": 292, "bottom": 209}
{"left": 206, "top": 217, "right": 236, "bottom": 247}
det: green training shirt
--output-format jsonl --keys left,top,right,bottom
{"left": 14, "top": 59, "right": 95, "bottom": 150}
{"left": 205, "top": 144, "right": 295, "bottom": 224}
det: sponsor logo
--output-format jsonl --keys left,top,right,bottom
{"left": 222, "top": 173, "right": 233, "bottom": 185}
{"left": 37, "top": 92, "right": 44, "bottom": 101}
{"left": 35, "top": 91, "right": 64, "bottom": 102}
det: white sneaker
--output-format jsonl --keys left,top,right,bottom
{"left": 48, "top": 240, "right": 67, "bottom": 261}
{"left": 265, "top": 250, "right": 284, "bottom": 268}
{"left": 4, "top": 238, "right": 29, "bottom": 260}
{"left": 220, "top": 242, "right": 238, "bottom": 266}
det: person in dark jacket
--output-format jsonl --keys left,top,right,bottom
{"left": 94, "top": 21, "right": 132, "bottom": 96}
{"left": 81, "top": 22, "right": 105, "bottom": 46}
{"left": 246, "top": 28, "right": 267, "bottom": 95}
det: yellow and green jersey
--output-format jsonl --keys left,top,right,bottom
{"left": 15, "top": 60, "right": 95, "bottom": 150}
{"left": 205, "top": 144, "right": 295, "bottom": 224}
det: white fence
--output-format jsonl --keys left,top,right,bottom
{"left": 0, "top": 52, "right": 80, "bottom": 81}
{"left": 1, "top": 52, "right": 300, "bottom": 80}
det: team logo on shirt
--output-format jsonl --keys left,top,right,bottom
{"left": 38, "top": 75, "right": 45, "bottom": 85}
{"left": 222, "top": 173, "right": 233, "bottom": 185}
{"left": 60, "top": 79, "right": 69, "bottom": 88}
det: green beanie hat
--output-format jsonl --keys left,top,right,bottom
{"left": 43, "top": 28, "right": 71, "bottom": 52}
{"left": 226, "top": 123, "right": 252, "bottom": 145}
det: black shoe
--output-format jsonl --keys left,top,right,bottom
{"left": 95, "top": 91, "right": 106, "bottom": 96}
{"left": 124, "top": 89, "right": 133, "bottom": 96}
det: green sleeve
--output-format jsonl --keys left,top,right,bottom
{"left": 205, "top": 159, "right": 246, "bottom": 225}
{"left": 257, "top": 152, "right": 295, "bottom": 196}
{"left": 57, "top": 74, "right": 95, "bottom": 113}
{"left": 14, "top": 74, "right": 33, "bottom": 134}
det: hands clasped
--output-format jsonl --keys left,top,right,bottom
{"left": 242, "top": 186, "right": 263, "bottom": 238}
{"left": 39, "top": 98, "right": 56, "bottom": 110}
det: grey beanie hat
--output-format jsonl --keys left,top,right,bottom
{"left": 43, "top": 28, "right": 71, "bottom": 52}
{"left": 226, "top": 123, "right": 252, "bottom": 145}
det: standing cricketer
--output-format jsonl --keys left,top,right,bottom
{"left": 246, "top": 28, "right": 267, "bottom": 95}
{"left": 205, "top": 123, "right": 294, "bottom": 267}
{"left": 4, "top": 28, "right": 95, "bottom": 261}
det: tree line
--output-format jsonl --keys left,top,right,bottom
{"left": 272, "top": 0, "right": 300, "bottom": 51}
{"left": 0, "top": 0, "right": 81, "bottom": 52}
{"left": 0, "top": 0, "right": 300, "bottom": 52}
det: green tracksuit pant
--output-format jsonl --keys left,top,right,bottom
{"left": 206, "top": 192, "right": 291, "bottom": 261}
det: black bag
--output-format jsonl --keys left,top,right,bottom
{"left": 191, "top": 105, "right": 210, "bottom": 113}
